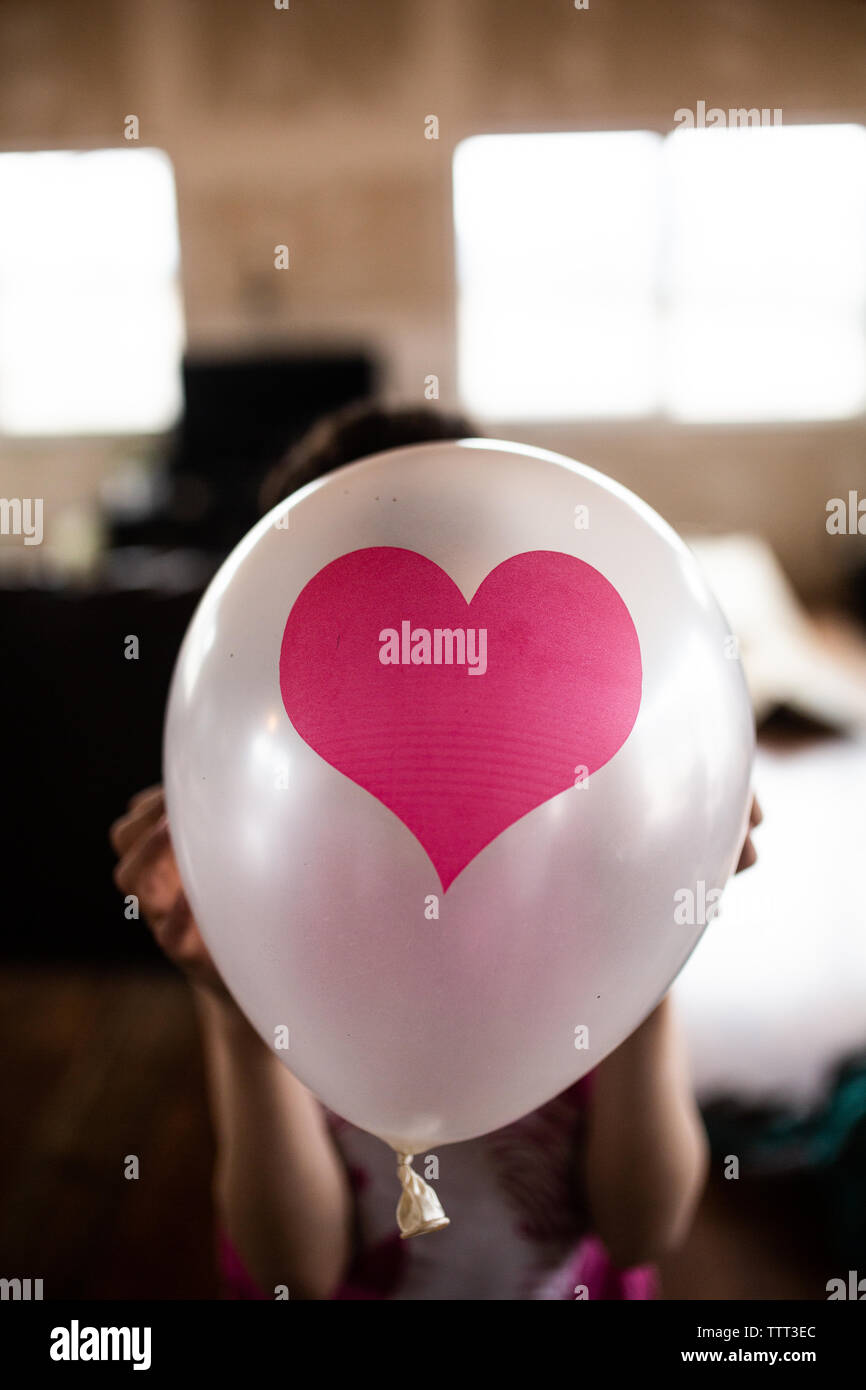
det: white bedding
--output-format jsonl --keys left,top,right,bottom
{"left": 674, "top": 737, "right": 866, "bottom": 1110}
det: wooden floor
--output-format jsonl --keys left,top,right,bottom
{"left": 0, "top": 965, "right": 831, "bottom": 1301}
{"left": 0, "top": 965, "right": 218, "bottom": 1299}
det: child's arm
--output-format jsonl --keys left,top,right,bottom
{"left": 111, "top": 787, "right": 354, "bottom": 1300}
{"left": 583, "top": 994, "right": 709, "bottom": 1269}
{"left": 584, "top": 795, "right": 762, "bottom": 1268}
{"left": 194, "top": 988, "right": 354, "bottom": 1300}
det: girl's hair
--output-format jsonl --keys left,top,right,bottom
{"left": 259, "top": 397, "right": 482, "bottom": 512}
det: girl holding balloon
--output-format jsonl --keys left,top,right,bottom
{"left": 111, "top": 402, "right": 760, "bottom": 1300}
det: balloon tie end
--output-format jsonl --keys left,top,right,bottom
{"left": 395, "top": 1151, "right": 450, "bottom": 1239}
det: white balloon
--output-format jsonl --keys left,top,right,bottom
{"left": 164, "top": 440, "right": 753, "bottom": 1152}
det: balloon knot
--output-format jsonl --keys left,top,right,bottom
{"left": 395, "top": 1151, "right": 450, "bottom": 1238}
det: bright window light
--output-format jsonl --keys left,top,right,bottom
{"left": 454, "top": 125, "right": 866, "bottom": 423}
{"left": 0, "top": 148, "right": 184, "bottom": 436}
{"left": 454, "top": 132, "right": 664, "bottom": 420}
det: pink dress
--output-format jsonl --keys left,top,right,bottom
{"left": 218, "top": 1072, "right": 657, "bottom": 1300}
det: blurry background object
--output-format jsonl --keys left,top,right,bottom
{"left": 689, "top": 533, "right": 866, "bottom": 731}
{"left": 0, "top": 147, "right": 183, "bottom": 437}
{"left": 454, "top": 125, "right": 866, "bottom": 423}
{"left": 112, "top": 350, "right": 376, "bottom": 556}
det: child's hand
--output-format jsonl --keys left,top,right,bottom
{"left": 735, "top": 794, "right": 763, "bottom": 874}
{"left": 110, "top": 786, "right": 231, "bottom": 1002}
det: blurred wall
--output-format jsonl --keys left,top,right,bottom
{"left": 1, "top": 0, "right": 865, "bottom": 597}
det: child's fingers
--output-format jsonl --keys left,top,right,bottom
{"left": 113, "top": 817, "right": 174, "bottom": 897}
{"left": 110, "top": 794, "right": 166, "bottom": 855}
{"left": 129, "top": 784, "right": 164, "bottom": 811}
{"left": 733, "top": 793, "right": 763, "bottom": 873}
{"left": 152, "top": 892, "right": 227, "bottom": 995}
{"left": 154, "top": 890, "right": 194, "bottom": 959}
{"left": 735, "top": 833, "right": 757, "bottom": 874}
{"left": 109, "top": 799, "right": 217, "bottom": 987}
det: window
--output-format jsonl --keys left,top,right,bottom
{"left": 0, "top": 147, "right": 184, "bottom": 436}
{"left": 453, "top": 125, "right": 866, "bottom": 423}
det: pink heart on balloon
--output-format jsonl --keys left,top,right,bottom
{"left": 280, "top": 547, "right": 642, "bottom": 890}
